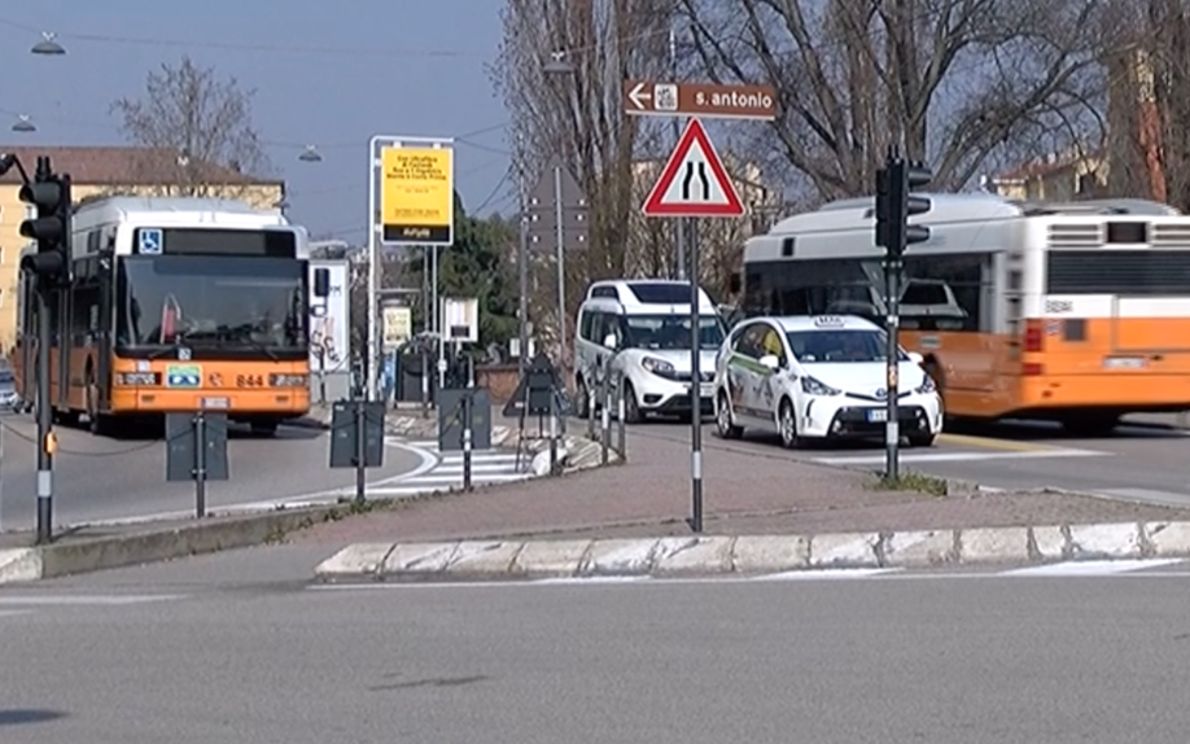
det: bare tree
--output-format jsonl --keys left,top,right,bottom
{"left": 112, "top": 56, "right": 272, "bottom": 198}
{"left": 681, "top": 0, "right": 1117, "bottom": 201}
{"left": 492, "top": 0, "right": 675, "bottom": 358}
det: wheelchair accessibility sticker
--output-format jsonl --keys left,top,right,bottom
{"left": 138, "top": 228, "right": 163, "bottom": 255}
{"left": 166, "top": 364, "right": 201, "bottom": 388}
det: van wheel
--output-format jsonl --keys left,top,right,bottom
{"left": 575, "top": 377, "right": 589, "bottom": 419}
{"left": 623, "top": 382, "right": 642, "bottom": 424}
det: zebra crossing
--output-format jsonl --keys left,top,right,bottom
{"left": 367, "top": 439, "right": 532, "bottom": 497}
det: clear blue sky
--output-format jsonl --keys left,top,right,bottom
{"left": 0, "top": 0, "right": 513, "bottom": 243}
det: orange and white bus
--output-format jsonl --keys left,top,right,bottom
{"left": 741, "top": 193, "right": 1190, "bottom": 434}
{"left": 12, "top": 196, "right": 318, "bottom": 435}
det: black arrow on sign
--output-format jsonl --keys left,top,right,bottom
{"left": 682, "top": 162, "right": 710, "bottom": 201}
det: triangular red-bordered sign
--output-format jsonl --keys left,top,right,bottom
{"left": 642, "top": 118, "right": 745, "bottom": 218}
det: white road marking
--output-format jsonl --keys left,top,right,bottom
{"left": 753, "top": 567, "right": 903, "bottom": 580}
{"left": 814, "top": 448, "right": 1105, "bottom": 465}
{"left": 0, "top": 594, "right": 186, "bottom": 606}
{"left": 999, "top": 559, "right": 1183, "bottom": 576}
{"left": 1091, "top": 487, "right": 1190, "bottom": 507}
{"left": 0, "top": 610, "right": 33, "bottom": 618}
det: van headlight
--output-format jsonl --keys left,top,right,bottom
{"left": 915, "top": 375, "right": 937, "bottom": 394}
{"left": 800, "top": 376, "right": 840, "bottom": 396}
{"left": 641, "top": 357, "right": 677, "bottom": 379}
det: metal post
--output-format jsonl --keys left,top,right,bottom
{"left": 549, "top": 392, "right": 558, "bottom": 475}
{"left": 462, "top": 390, "right": 473, "bottom": 492}
{"left": 885, "top": 257, "right": 901, "bottom": 482}
{"left": 617, "top": 372, "right": 627, "bottom": 460}
{"left": 517, "top": 137, "right": 531, "bottom": 376}
{"left": 420, "top": 349, "right": 429, "bottom": 418}
{"left": 355, "top": 395, "right": 367, "bottom": 504}
{"left": 1, "top": 410, "right": 6, "bottom": 533}
{"left": 366, "top": 142, "right": 379, "bottom": 403}
{"left": 689, "top": 222, "right": 703, "bottom": 533}
{"left": 601, "top": 372, "right": 611, "bottom": 466}
{"left": 194, "top": 411, "right": 206, "bottom": 519}
{"left": 436, "top": 295, "right": 445, "bottom": 396}
{"left": 553, "top": 164, "right": 567, "bottom": 368}
{"left": 35, "top": 285, "right": 53, "bottom": 544}
{"left": 318, "top": 346, "right": 327, "bottom": 405}
{"left": 670, "top": 26, "right": 686, "bottom": 280}
{"left": 587, "top": 380, "right": 596, "bottom": 440}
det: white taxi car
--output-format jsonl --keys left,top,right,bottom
{"left": 712, "top": 315, "right": 943, "bottom": 447}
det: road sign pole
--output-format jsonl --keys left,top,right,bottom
{"left": 689, "top": 221, "right": 703, "bottom": 533}
{"left": 194, "top": 411, "right": 207, "bottom": 518}
{"left": 366, "top": 141, "right": 379, "bottom": 403}
{"left": 518, "top": 158, "right": 530, "bottom": 376}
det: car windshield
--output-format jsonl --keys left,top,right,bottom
{"left": 117, "top": 256, "right": 306, "bottom": 351}
{"left": 623, "top": 315, "right": 724, "bottom": 350}
{"left": 786, "top": 329, "right": 907, "bottom": 363}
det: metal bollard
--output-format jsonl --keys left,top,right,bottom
{"left": 462, "top": 392, "right": 473, "bottom": 492}
{"left": 587, "top": 380, "right": 597, "bottom": 441}
{"left": 601, "top": 376, "right": 611, "bottom": 466}
{"left": 616, "top": 371, "right": 627, "bottom": 460}
{"left": 549, "top": 393, "right": 558, "bottom": 475}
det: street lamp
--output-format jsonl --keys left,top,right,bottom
{"left": 299, "top": 145, "right": 323, "bottom": 163}
{"left": 12, "top": 115, "right": 36, "bottom": 133}
{"left": 542, "top": 50, "right": 576, "bottom": 365}
{"left": 31, "top": 32, "right": 65, "bottom": 55}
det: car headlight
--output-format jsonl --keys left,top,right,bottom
{"left": 641, "top": 357, "right": 677, "bottom": 379}
{"left": 270, "top": 374, "right": 308, "bottom": 387}
{"left": 915, "top": 375, "right": 937, "bottom": 394}
{"left": 800, "top": 375, "right": 840, "bottom": 396}
{"left": 116, "top": 372, "right": 159, "bottom": 386}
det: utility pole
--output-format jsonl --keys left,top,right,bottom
{"left": 874, "top": 150, "right": 932, "bottom": 483}
{"left": 517, "top": 151, "right": 531, "bottom": 374}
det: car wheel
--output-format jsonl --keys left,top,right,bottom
{"left": 908, "top": 432, "right": 938, "bottom": 448}
{"left": 778, "top": 398, "right": 802, "bottom": 449}
{"left": 715, "top": 392, "right": 742, "bottom": 439}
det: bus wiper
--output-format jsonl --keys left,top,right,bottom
{"left": 217, "top": 326, "right": 279, "bottom": 361}
{"left": 147, "top": 331, "right": 190, "bottom": 360}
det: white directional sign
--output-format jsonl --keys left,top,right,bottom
{"left": 642, "top": 118, "right": 744, "bottom": 217}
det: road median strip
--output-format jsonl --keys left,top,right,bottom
{"left": 313, "top": 520, "right": 1190, "bottom": 582}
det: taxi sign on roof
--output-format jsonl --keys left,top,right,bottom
{"left": 813, "top": 315, "right": 846, "bottom": 327}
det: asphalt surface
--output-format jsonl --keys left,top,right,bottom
{"left": 633, "top": 412, "right": 1190, "bottom": 507}
{"left": 2, "top": 545, "right": 1190, "bottom": 743}
{"left": 0, "top": 411, "right": 423, "bottom": 530}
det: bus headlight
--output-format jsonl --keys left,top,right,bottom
{"left": 270, "top": 374, "right": 308, "bottom": 387}
{"left": 116, "top": 372, "right": 159, "bottom": 386}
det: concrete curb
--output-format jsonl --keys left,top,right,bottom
{"left": 314, "top": 519, "right": 1190, "bottom": 582}
{"left": 0, "top": 501, "right": 375, "bottom": 586}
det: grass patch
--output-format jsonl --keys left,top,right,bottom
{"left": 867, "top": 470, "right": 949, "bottom": 497}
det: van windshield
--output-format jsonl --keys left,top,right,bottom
{"left": 624, "top": 315, "right": 724, "bottom": 350}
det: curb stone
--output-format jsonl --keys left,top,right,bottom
{"left": 315, "top": 519, "right": 1190, "bottom": 582}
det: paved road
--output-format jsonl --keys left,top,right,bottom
{"left": 631, "top": 412, "right": 1190, "bottom": 507}
{"left": 0, "top": 411, "right": 424, "bottom": 530}
{"left": 2, "top": 546, "right": 1190, "bottom": 743}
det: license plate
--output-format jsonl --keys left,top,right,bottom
{"left": 1104, "top": 357, "right": 1145, "bottom": 369}
{"left": 867, "top": 408, "right": 888, "bottom": 423}
{"left": 202, "top": 396, "right": 230, "bottom": 410}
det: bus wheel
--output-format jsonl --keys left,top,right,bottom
{"left": 85, "top": 369, "right": 108, "bottom": 435}
{"left": 55, "top": 409, "right": 79, "bottom": 427}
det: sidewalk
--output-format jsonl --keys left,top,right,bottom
{"left": 295, "top": 427, "right": 1190, "bottom": 545}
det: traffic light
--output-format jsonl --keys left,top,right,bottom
{"left": 903, "top": 161, "right": 932, "bottom": 249}
{"left": 19, "top": 158, "right": 72, "bottom": 285}
{"left": 873, "top": 156, "right": 933, "bottom": 258}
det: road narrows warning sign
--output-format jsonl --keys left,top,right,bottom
{"left": 642, "top": 118, "right": 744, "bottom": 218}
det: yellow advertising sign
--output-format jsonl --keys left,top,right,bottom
{"left": 380, "top": 144, "right": 454, "bottom": 245}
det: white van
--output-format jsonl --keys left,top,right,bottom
{"left": 574, "top": 279, "right": 724, "bottom": 422}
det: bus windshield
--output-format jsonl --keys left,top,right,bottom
{"left": 117, "top": 256, "right": 306, "bottom": 351}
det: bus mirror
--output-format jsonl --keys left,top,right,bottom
{"left": 313, "top": 268, "right": 330, "bottom": 298}
{"left": 728, "top": 272, "right": 741, "bottom": 294}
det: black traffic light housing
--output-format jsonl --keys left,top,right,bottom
{"left": 874, "top": 154, "right": 933, "bottom": 257}
{"left": 19, "top": 156, "right": 72, "bottom": 286}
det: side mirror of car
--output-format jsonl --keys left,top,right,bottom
{"left": 907, "top": 351, "right": 924, "bottom": 365}
{"left": 313, "top": 268, "right": 330, "bottom": 298}
{"left": 759, "top": 354, "right": 780, "bottom": 371}
{"left": 603, "top": 333, "right": 618, "bottom": 350}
